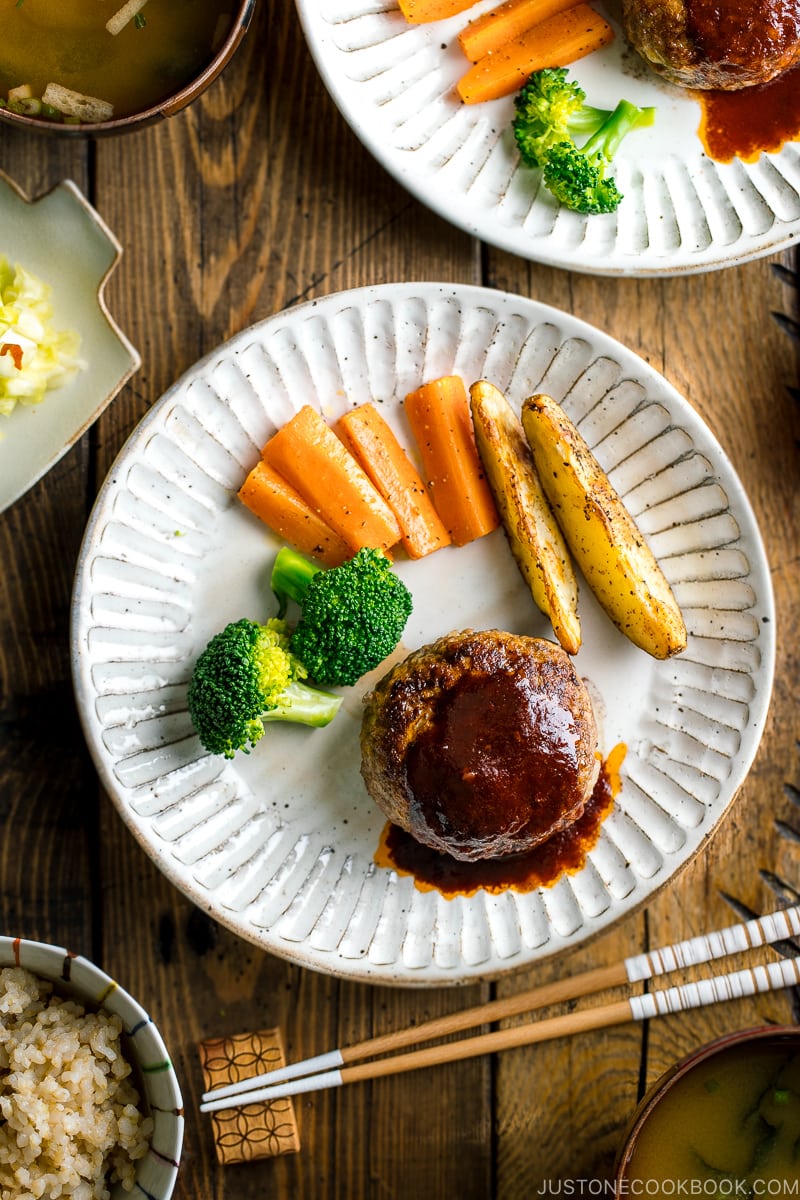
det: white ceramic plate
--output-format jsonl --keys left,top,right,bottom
{"left": 0, "top": 173, "right": 140, "bottom": 513}
{"left": 294, "top": 0, "right": 800, "bottom": 276}
{"left": 71, "top": 282, "right": 774, "bottom": 986}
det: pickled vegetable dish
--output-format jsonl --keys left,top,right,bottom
{"left": 0, "top": 258, "right": 83, "bottom": 418}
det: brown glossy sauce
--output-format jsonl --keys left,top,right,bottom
{"left": 686, "top": 0, "right": 800, "bottom": 70}
{"left": 695, "top": 66, "right": 800, "bottom": 162}
{"left": 405, "top": 663, "right": 589, "bottom": 852}
{"left": 375, "top": 743, "right": 626, "bottom": 898}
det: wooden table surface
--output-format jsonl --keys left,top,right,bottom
{"left": 1, "top": 4, "right": 799, "bottom": 1197}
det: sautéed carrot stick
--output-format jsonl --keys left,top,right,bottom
{"left": 238, "top": 459, "right": 352, "bottom": 567}
{"left": 398, "top": 0, "right": 478, "bottom": 23}
{"left": 336, "top": 403, "right": 452, "bottom": 559}
{"left": 404, "top": 376, "right": 499, "bottom": 546}
{"left": 261, "top": 405, "right": 402, "bottom": 555}
{"left": 456, "top": 4, "right": 614, "bottom": 104}
{"left": 457, "top": 0, "right": 583, "bottom": 63}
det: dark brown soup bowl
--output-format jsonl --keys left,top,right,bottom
{"left": 0, "top": 0, "right": 255, "bottom": 137}
{"left": 615, "top": 1025, "right": 800, "bottom": 1191}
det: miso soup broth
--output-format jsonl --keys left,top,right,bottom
{"left": 0, "top": 0, "right": 233, "bottom": 122}
{"left": 622, "top": 1036, "right": 800, "bottom": 1191}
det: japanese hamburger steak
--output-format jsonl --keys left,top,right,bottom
{"left": 360, "top": 629, "right": 600, "bottom": 862}
{"left": 621, "top": 0, "right": 800, "bottom": 90}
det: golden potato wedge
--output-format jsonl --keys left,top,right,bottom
{"left": 520, "top": 392, "right": 687, "bottom": 660}
{"left": 470, "top": 380, "right": 582, "bottom": 655}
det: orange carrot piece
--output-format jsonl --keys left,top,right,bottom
{"left": 238, "top": 459, "right": 352, "bottom": 567}
{"left": 458, "top": 0, "right": 583, "bottom": 63}
{"left": 261, "top": 405, "right": 402, "bottom": 555}
{"left": 456, "top": 4, "right": 615, "bottom": 104}
{"left": 398, "top": 0, "right": 477, "bottom": 23}
{"left": 336, "top": 403, "right": 452, "bottom": 560}
{"left": 404, "top": 376, "right": 499, "bottom": 546}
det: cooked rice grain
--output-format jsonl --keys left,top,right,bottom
{"left": 0, "top": 967, "right": 153, "bottom": 1199}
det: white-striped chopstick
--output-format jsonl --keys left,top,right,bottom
{"left": 200, "top": 904, "right": 800, "bottom": 1114}
{"left": 201, "top": 953, "right": 800, "bottom": 1112}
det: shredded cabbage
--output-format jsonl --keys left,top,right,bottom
{"left": 0, "top": 256, "right": 83, "bottom": 417}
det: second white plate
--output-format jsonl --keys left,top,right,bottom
{"left": 71, "top": 282, "right": 774, "bottom": 985}
{"left": 295, "top": 0, "right": 800, "bottom": 275}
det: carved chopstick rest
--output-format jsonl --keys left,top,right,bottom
{"left": 198, "top": 1027, "right": 300, "bottom": 1164}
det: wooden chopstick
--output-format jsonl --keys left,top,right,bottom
{"left": 200, "top": 952, "right": 800, "bottom": 1112}
{"left": 200, "top": 904, "right": 800, "bottom": 1113}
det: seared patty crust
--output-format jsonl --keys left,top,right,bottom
{"left": 622, "top": 0, "right": 800, "bottom": 89}
{"left": 360, "top": 629, "right": 600, "bottom": 862}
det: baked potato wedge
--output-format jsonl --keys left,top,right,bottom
{"left": 520, "top": 392, "right": 687, "bottom": 660}
{"left": 470, "top": 380, "right": 582, "bottom": 655}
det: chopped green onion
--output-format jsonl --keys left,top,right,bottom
{"left": 134, "top": 11, "right": 147, "bottom": 28}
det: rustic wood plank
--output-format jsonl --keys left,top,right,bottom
{"left": 0, "top": 130, "right": 94, "bottom": 950}
{"left": 266, "top": 0, "right": 479, "bottom": 310}
{"left": 1, "top": 3, "right": 797, "bottom": 1196}
{"left": 494, "top": 921, "right": 646, "bottom": 1194}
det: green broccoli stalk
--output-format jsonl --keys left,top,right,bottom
{"left": 542, "top": 99, "right": 656, "bottom": 214}
{"left": 512, "top": 68, "right": 655, "bottom": 215}
{"left": 187, "top": 617, "right": 342, "bottom": 759}
{"left": 270, "top": 545, "right": 413, "bottom": 688}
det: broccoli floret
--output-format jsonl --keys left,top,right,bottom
{"left": 270, "top": 546, "right": 413, "bottom": 687}
{"left": 512, "top": 67, "right": 610, "bottom": 169}
{"left": 512, "top": 69, "right": 655, "bottom": 215}
{"left": 187, "top": 616, "right": 342, "bottom": 759}
{"left": 542, "top": 139, "right": 623, "bottom": 215}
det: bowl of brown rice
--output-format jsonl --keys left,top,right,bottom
{"left": 0, "top": 935, "right": 183, "bottom": 1200}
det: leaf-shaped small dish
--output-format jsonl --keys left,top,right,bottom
{"left": 0, "top": 172, "right": 140, "bottom": 514}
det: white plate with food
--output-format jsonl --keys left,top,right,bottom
{"left": 71, "top": 282, "right": 774, "bottom": 985}
{"left": 0, "top": 173, "right": 140, "bottom": 513}
{"left": 294, "top": 0, "right": 800, "bottom": 275}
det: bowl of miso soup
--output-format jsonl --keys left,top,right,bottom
{"left": 0, "top": 0, "right": 254, "bottom": 134}
{"left": 616, "top": 1026, "right": 800, "bottom": 1191}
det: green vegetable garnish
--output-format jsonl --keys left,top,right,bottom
{"left": 512, "top": 68, "right": 655, "bottom": 215}
{"left": 187, "top": 617, "right": 342, "bottom": 759}
{"left": 271, "top": 545, "right": 413, "bottom": 687}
